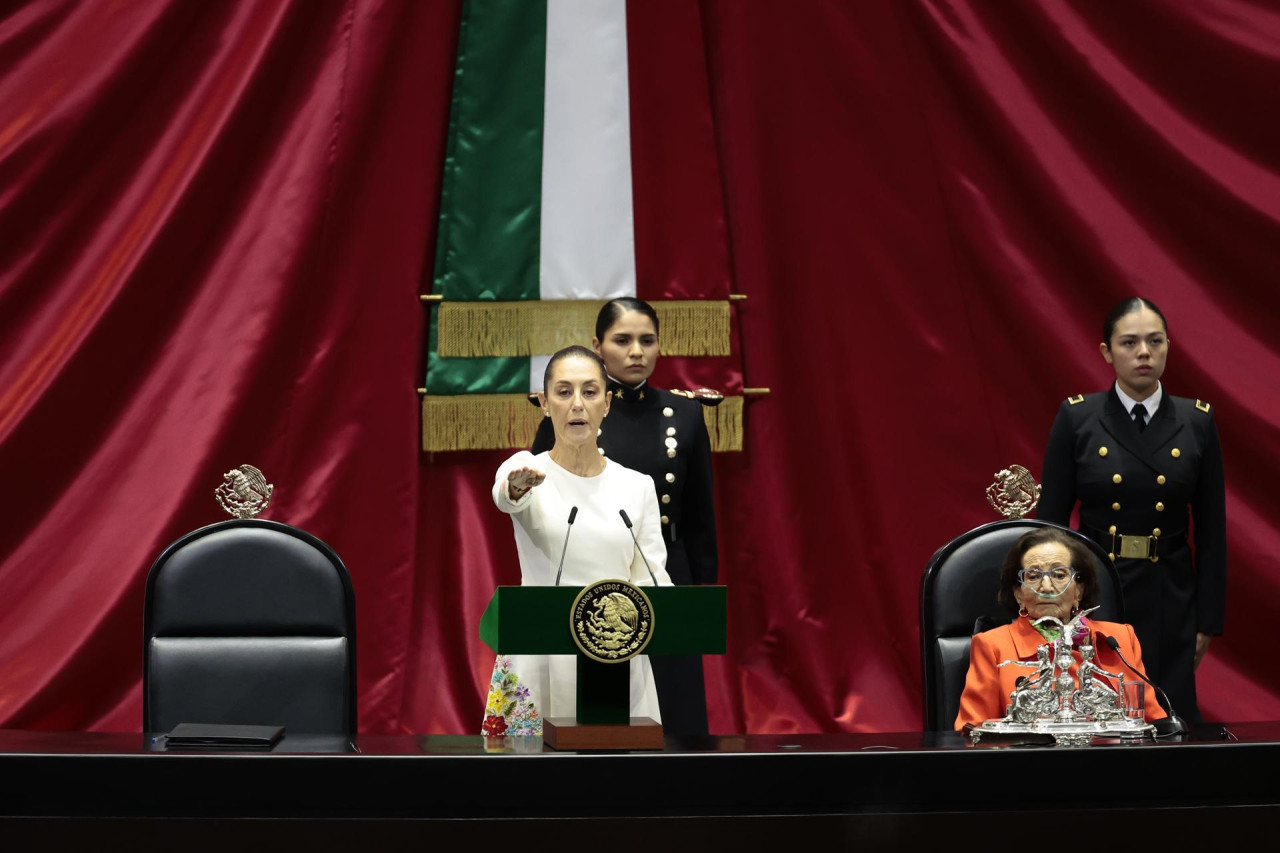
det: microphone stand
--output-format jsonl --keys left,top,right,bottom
{"left": 618, "top": 509, "right": 660, "bottom": 586}
{"left": 1100, "top": 634, "right": 1188, "bottom": 737}
{"left": 553, "top": 506, "right": 578, "bottom": 586}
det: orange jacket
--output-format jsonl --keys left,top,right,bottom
{"left": 954, "top": 617, "right": 1167, "bottom": 730}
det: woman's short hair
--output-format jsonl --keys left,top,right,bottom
{"left": 996, "top": 526, "right": 1100, "bottom": 614}
{"left": 1102, "top": 296, "right": 1168, "bottom": 346}
{"left": 595, "top": 297, "right": 660, "bottom": 342}
{"left": 543, "top": 345, "right": 608, "bottom": 392}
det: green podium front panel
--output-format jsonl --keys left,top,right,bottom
{"left": 479, "top": 585, "right": 727, "bottom": 656}
{"left": 479, "top": 584, "right": 727, "bottom": 729}
{"left": 480, "top": 587, "right": 579, "bottom": 655}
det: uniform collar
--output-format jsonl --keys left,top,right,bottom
{"left": 1103, "top": 383, "right": 1180, "bottom": 462}
{"left": 1113, "top": 381, "right": 1161, "bottom": 421}
{"left": 608, "top": 377, "right": 652, "bottom": 404}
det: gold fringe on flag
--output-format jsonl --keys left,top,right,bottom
{"left": 436, "top": 300, "right": 731, "bottom": 357}
{"left": 422, "top": 394, "right": 745, "bottom": 452}
{"left": 652, "top": 301, "right": 731, "bottom": 356}
{"left": 702, "top": 396, "right": 743, "bottom": 452}
{"left": 422, "top": 394, "right": 544, "bottom": 451}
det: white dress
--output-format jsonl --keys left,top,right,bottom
{"left": 482, "top": 451, "right": 671, "bottom": 736}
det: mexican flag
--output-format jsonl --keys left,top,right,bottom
{"left": 423, "top": 0, "right": 742, "bottom": 451}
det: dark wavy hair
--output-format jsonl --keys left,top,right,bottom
{"left": 996, "top": 527, "right": 1100, "bottom": 615}
{"left": 543, "top": 345, "right": 607, "bottom": 392}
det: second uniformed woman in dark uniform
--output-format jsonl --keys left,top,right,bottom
{"left": 1037, "top": 296, "right": 1226, "bottom": 723}
{"left": 533, "top": 298, "right": 718, "bottom": 736}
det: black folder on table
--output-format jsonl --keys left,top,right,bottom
{"left": 165, "top": 723, "right": 285, "bottom": 750}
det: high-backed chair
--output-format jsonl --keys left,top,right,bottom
{"left": 143, "top": 519, "right": 356, "bottom": 734}
{"left": 919, "top": 519, "right": 1123, "bottom": 731}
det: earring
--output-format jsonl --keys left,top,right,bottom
{"left": 543, "top": 410, "right": 549, "bottom": 417}
{"left": 1018, "top": 606, "right": 1028, "bottom": 618}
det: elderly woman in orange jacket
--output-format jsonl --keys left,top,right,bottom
{"left": 955, "top": 527, "right": 1167, "bottom": 729}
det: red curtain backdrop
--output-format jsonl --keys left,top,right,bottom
{"left": 2, "top": 0, "right": 1277, "bottom": 734}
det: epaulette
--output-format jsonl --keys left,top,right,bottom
{"left": 670, "top": 387, "right": 725, "bottom": 408}
{"left": 1195, "top": 399, "right": 1211, "bottom": 413}
{"left": 1067, "top": 394, "right": 1085, "bottom": 405}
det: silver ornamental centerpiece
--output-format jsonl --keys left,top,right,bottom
{"left": 986, "top": 464, "right": 1041, "bottom": 519}
{"left": 215, "top": 464, "right": 274, "bottom": 519}
{"left": 969, "top": 607, "right": 1156, "bottom": 746}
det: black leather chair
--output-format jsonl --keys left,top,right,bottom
{"left": 919, "top": 519, "right": 1123, "bottom": 731}
{"left": 143, "top": 519, "right": 356, "bottom": 734}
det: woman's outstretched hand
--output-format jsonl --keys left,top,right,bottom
{"left": 507, "top": 466, "right": 545, "bottom": 500}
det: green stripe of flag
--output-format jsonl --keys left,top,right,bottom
{"left": 428, "top": 0, "right": 547, "bottom": 394}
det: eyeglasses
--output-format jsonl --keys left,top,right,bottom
{"left": 1017, "top": 567, "right": 1076, "bottom": 586}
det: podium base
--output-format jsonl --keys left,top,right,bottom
{"left": 542, "top": 717, "right": 664, "bottom": 751}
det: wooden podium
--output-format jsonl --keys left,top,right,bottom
{"left": 480, "top": 584, "right": 727, "bottom": 750}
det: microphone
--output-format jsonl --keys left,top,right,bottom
{"left": 553, "top": 506, "right": 578, "bottom": 586}
{"left": 618, "top": 509, "right": 660, "bottom": 586}
{"left": 1099, "top": 633, "right": 1188, "bottom": 737}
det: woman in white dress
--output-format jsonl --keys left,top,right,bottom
{"left": 483, "top": 346, "right": 671, "bottom": 737}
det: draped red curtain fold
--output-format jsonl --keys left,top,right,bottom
{"left": 2, "top": 0, "right": 1276, "bottom": 734}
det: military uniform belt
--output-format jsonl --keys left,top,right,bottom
{"left": 1083, "top": 525, "right": 1188, "bottom": 562}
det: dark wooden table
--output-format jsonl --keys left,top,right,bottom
{"left": 3, "top": 724, "right": 1277, "bottom": 848}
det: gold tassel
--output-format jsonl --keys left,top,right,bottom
{"left": 702, "top": 396, "right": 744, "bottom": 452}
{"left": 422, "top": 395, "right": 543, "bottom": 451}
{"left": 437, "top": 300, "right": 730, "bottom": 357}
{"left": 422, "top": 394, "right": 746, "bottom": 452}
{"left": 654, "top": 302, "right": 731, "bottom": 356}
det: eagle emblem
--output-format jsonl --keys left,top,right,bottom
{"left": 215, "top": 464, "right": 274, "bottom": 519}
{"left": 571, "top": 580, "right": 654, "bottom": 663}
{"left": 986, "top": 464, "right": 1041, "bottom": 519}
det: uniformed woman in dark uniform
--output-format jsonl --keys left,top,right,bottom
{"left": 533, "top": 298, "right": 717, "bottom": 735}
{"left": 1037, "top": 296, "right": 1226, "bottom": 722}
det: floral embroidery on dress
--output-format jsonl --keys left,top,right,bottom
{"left": 481, "top": 656, "right": 541, "bottom": 737}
